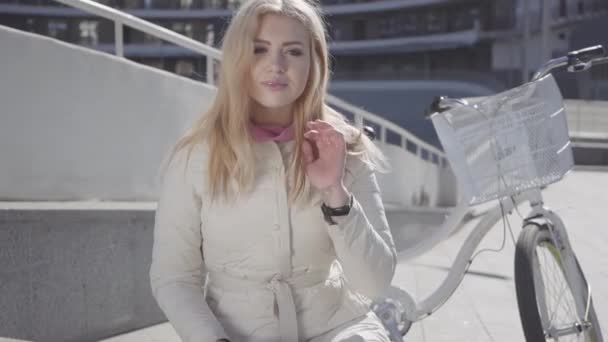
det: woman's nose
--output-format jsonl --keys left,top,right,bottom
{"left": 268, "top": 52, "right": 287, "bottom": 72}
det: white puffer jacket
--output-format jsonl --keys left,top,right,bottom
{"left": 149, "top": 139, "right": 397, "bottom": 342}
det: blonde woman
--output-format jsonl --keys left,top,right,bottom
{"left": 149, "top": 0, "right": 397, "bottom": 341}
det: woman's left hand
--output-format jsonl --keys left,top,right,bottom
{"left": 302, "top": 120, "right": 346, "bottom": 192}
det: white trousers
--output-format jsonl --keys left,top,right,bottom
{"left": 307, "top": 311, "right": 391, "bottom": 342}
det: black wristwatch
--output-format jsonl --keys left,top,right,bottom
{"left": 321, "top": 194, "right": 353, "bottom": 225}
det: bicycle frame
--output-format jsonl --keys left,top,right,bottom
{"left": 407, "top": 190, "right": 528, "bottom": 321}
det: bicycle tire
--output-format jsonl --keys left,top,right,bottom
{"left": 514, "top": 223, "right": 603, "bottom": 341}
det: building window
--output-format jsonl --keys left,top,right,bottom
{"left": 25, "top": 18, "right": 35, "bottom": 32}
{"left": 143, "top": 59, "right": 164, "bottom": 70}
{"left": 559, "top": 0, "right": 567, "bottom": 17}
{"left": 172, "top": 22, "right": 193, "bottom": 38}
{"left": 144, "top": 33, "right": 162, "bottom": 43}
{"left": 402, "top": 13, "right": 418, "bottom": 35}
{"left": 426, "top": 12, "right": 446, "bottom": 33}
{"left": 205, "top": 23, "right": 215, "bottom": 46}
{"left": 122, "top": 0, "right": 141, "bottom": 9}
{"left": 491, "top": 0, "right": 515, "bottom": 30}
{"left": 79, "top": 21, "right": 99, "bottom": 45}
{"left": 332, "top": 26, "right": 342, "bottom": 40}
{"left": 176, "top": 60, "right": 194, "bottom": 76}
{"left": 379, "top": 16, "right": 401, "bottom": 37}
{"left": 144, "top": 21, "right": 162, "bottom": 43}
{"left": 48, "top": 19, "right": 68, "bottom": 40}
{"left": 95, "top": 0, "right": 119, "bottom": 6}
{"left": 469, "top": 8, "right": 480, "bottom": 29}
{"left": 591, "top": 64, "right": 608, "bottom": 81}
{"left": 449, "top": 10, "right": 465, "bottom": 31}
{"left": 205, "top": 0, "right": 230, "bottom": 9}
{"left": 353, "top": 19, "right": 366, "bottom": 40}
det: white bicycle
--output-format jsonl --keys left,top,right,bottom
{"left": 372, "top": 45, "right": 607, "bottom": 342}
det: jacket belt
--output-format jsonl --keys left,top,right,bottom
{"left": 208, "top": 269, "right": 327, "bottom": 341}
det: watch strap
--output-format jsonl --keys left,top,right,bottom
{"left": 321, "top": 194, "right": 353, "bottom": 225}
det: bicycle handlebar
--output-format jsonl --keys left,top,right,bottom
{"left": 532, "top": 45, "right": 606, "bottom": 80}
{"left": 569, "top": 45, "right": 605, "bottom": 63}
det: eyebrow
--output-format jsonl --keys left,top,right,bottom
{"left": 254, "top": 39, "right": 304, "bottom": 46}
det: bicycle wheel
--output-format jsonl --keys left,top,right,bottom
{"left": 514, "top": 223, "right": 603, "bottom": 341}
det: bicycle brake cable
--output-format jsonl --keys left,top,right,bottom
{"left": 469, "top": 198, "right": 512, "bottom": 263}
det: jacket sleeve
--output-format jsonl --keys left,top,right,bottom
{"left": 149, "top": 148, "right": 229, "bottom": 342}
{"left": 326, "top": 159, "right": 397, "bottom": 300}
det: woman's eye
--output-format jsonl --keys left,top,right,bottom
{"left": 254, "top": 47, "right": 266, "bottom": 54}
{"left": 288, "top": 49, "right": 303, "bottom": 56}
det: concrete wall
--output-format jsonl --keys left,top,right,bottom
{"left": 565, "top": 100, "right": 608, "bottom": 140}
{"left": 0, "top": 25, "right": 215, "bottom": 201}
{"left": 377, "top": 144, "right": 457, "bottom": 208}
{"left": 0, "top": 206, "right": 164, "bottom": 342}
{"left": 0, "top": 200, "right": 459, "bottom": 342}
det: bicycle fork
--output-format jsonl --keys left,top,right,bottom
{"left": 524, "top": 192, "right": 595, "bottom": 339}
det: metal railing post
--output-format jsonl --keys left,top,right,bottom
{"left": 114, "top": 21, "right": 124, "bottom": 57}
{"left": 354, "top": 114, "right": 363, "bottom": 128}
{"left": 207, "top": 57, "right": 214, "bottom": 85}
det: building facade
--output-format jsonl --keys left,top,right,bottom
{"left": 1, "top": 0, "right": 607, "bottom": 95}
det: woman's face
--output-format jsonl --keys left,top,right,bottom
{"left": 249, "top": 13, "right": 311, "bottom": 115}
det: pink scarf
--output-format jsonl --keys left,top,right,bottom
{"left": 248, "top": 121, "right": 295, "bottom": 143}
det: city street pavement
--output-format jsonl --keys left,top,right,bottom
{"left": 102, "top": 168, "right": 608, "bottom": 341}
{"left": 397, "top": 167, "right": 608, "bottom": 341}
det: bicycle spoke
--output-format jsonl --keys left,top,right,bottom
{"left": 544, "top": 250, "right": 580, "bottom": 341}
{"left": 545, "top": 251, "right": 575, "bottom": 325}
{"left": 536, "top": 243, "right": 588, "bottom": 342}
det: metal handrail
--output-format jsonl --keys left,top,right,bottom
{"left": 53, "top": 0, "right": 221, "bottom": 84}
{"left": 51, "top": 0, "right": 445, "bottom": 161}
{"left": 326, "top": 94, "right": 444, "bottom": 157}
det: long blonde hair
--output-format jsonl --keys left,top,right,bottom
{"left": 167, "top": 0, "right": 389, "bottom": 204}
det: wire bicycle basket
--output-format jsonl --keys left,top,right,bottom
{"left": 430, "top": 74, "right": 574, "bottom": 206}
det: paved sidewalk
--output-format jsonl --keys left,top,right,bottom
{"left": 103, "top": 169, "right": 608, "bottom": 341}
{"left": 398, "top": 168, "right": 608, "bottom": 341}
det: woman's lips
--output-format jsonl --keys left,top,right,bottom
{"left": 262, "top": 81, "right": 288, "bottom": 91}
